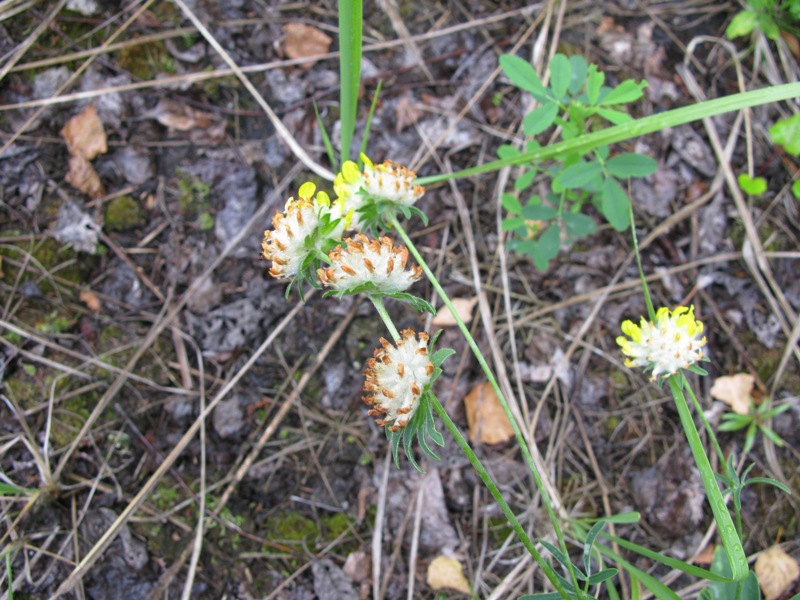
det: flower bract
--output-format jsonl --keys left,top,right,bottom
{"left": 363, "top": 329, "right": 434, "bottom": 432}
{"left": 261, "top": 182, "right": 344, "bottom": 280}
{"left": 616, "top": 305, "right": 707, "bottom": 381}
{"left": 317, "top": 234, "right": 423, "bottom": 294}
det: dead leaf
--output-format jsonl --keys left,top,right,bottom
{"left": 427, "top": 556, "right": 470, "bottom": 594}
{"left": 65, "top": 154, "right": 105, "bottom": 198}
{"left": 710, "top": 373, "right": 755, "bottom": 415}
{"left": 755, "top": 545, "right": 800, "bottom": 600}
{"left": 79, "top": 289, "right": 102, "bottom": 312}
{"left": 431, "top": 297, "right": 477, "bottom": 327}
{"left": 61, "top": 104, "right": 107, "bottom": 160}
{"left": 395, "top": 94, "right": 423, "bottom": 133}
{"left": 463, "top": 382, "right": 514, "bottom": 445}
{"left": 152, "top": 98, "right": 219, "bottom": 132}
{"left": 693, "top": 543, "right": 715, "bottom": 565}
{"left": 282, "top": 23, "right": 332, "bottom": 68}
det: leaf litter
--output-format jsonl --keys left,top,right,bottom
{"left": 1, "top": 1, "right": 798, "bottom": 598}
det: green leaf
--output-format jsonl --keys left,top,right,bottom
{"left": 606, "top": 153, "right": 658, "bottom": 178}
{"left": 792, "top": 178, "right": 800, "bottom": 201}
{"left": 600, "top": 79, "right": 647, "bottom": 105}
{"left": 523, "top": 102, "right": 559, "bottom": 136}
{"left": 569, "top": 55, "right": 588, "bottom": 95}
{"left": 562, "top": 212, "right": 596, "bottom": 239}
{"left": 499, "top": 54, "right": 548, "bottom": 99}
{"left": 501, "top": 193, "right": 523, "bottom": 214}
{"left": 514, "top": 168, "right": 537, "bottom": 191}
{"left": 502, "top": 217, "right": 527, "bottom": 231}
{"left": 737, "top": 173, "right": 768, "bottom": 196}
{"left": 534, "top": 224, "right": 561, "bottom": 270}
{"left": 521, "top": 203, "right": 557, "bottom": 220}
{"left": 769, "top": 113, "right": 800, "bottom": 156}
{"left": 725, "top": 10, "right": 758, "bottom": 38}
{"left": 587, "top": 568, "right": 618, "bottom": 585}
{"left": 601, "top": 177, "right": 631, "bottom": 231}
{"left": 431, "top": 347, "right": 456, "bottom": 368}
{"left": 384, "top": 292, "right": 436, "bottom": 314}
{"left": 586, "top": 65, "right": 605, "bottom": 105}
{"left": 554, "top": 160, "right": 602, "bottom": 190}
{"left": 497, "top": 144, "right": 521, "bottom": 160}
{"left": 549, "top": 54, "right": 572, "bottom": 100}
{"left": 596, "top": 108, "right": 633, "bottom": 125}
{"left": 0, "top": 482, "right": 36, "bottom": 496}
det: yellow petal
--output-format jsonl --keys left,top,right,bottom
{"left": 298, "top": 181, "right": 316, "bottom": 198}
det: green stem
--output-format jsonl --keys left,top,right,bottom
{"left": 628, "top": 206, "right": 655, "bottom": 321}
{"left": 430, "top": 397, "right": 570, "bottom": 597}
{"left": 369, "top": 291, "right": 570, "bottom": 596}
{"left": 667, "top": 375, "right": 748, "bottom": 582}
{"left": 682, "top": 375, "right": 726, "bottom": 466}
{"left": 392, "top": 221, "right": 581, "bottom": 594}
{"left": 416, "top": 83, "right": 800, "bottom": 186}
{"left": 370, "top": 296, "right": 401, "bottom": 341}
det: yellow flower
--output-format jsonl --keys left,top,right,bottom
{"left": 317, "top": 234, "right": 423, "bottom": 294}
{"left": 616, "top": 305, "right": 707, "bottom": 381}
{"left": 362, "top": 329, "right": 434, "bottom": 432}
{"left": 261, "top": 182, "right": 344, "bottom": 279}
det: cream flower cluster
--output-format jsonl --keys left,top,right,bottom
{"left": 334, "top": 154, "right": 424, "bottom": 228}
{"left": 260, "top": 182, "right": 344, "bottom": 279}
{"left": 616, "top": 305, "right": 707, "bottom": 381}
{"left": 363, "top": 329, "right": 434, "bottom": 431}
{"left": 317, "top": 234, "right": 423, "bottom": 294}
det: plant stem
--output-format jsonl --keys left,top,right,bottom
{"left": 392, "top": 221, "right": 581, "bottom": 594}
{"left": 370, "top": 296, "right": 401, "bottom": 341}
{"left": 667, "top": 376, "right": 748, "bottom": 582}
{"left": 429, "top": 397, "right": 571, "bottom": 597}
{"left": 416, "top": 82, "right": 800, "bottom": 186}
{"left": 628, "top": 206, "right": 655, "bottom": 321}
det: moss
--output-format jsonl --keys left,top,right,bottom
{"left": 105, "top": 196, "right": 144, "bottom": 231}
{"left": 50, "top": 395, "right": 94, "bottom": 448}
{"left": 116, "top": 39, "right": 175, "bottom": 80}
{"left": 0, "top": 238, "right": 95, "bottom": 295}
{"left": 267, "top": 512, "right": 318, "bottom": 544}
{"left": 321, "top": 512, "right": 350, "bottom": 539}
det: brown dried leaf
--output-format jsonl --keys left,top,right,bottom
{"left": 426, "top": 556, "right": 470, "bottom": 594}
{"left": 431, "top": 297, "right": 477, "bottom": 327}
{"left": 79, "top": 289, "right": 102, "bottom": 312}
{"left": 755, "top": 545, "right": 800, "bottom": 600}
{"left": 395, "top": 94, "right": 423, "bottom": 133}
{"left": 65, "top": 154, "right": 105, "bottom": 198}
{"left": 693, "top": 543, "right": 715, "bottom": 565}
{"left": 61, "top": 104, "right": 107, "bottom": 160}
{"left": 153, "top": 98, "right": 220, "bottom": 132}
{"left": 282, "top": 23, "right": 332, "bottom": 68}
{"left": 463, "top": 382, "right": 514, "bottom": 445}
{"left": 710, "top": 373, "right": 755, "bottom": 415}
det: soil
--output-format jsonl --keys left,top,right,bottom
{"left": 1, "top": 1, "right": 799, "bottom": 599}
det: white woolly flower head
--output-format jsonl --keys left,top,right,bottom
{"left": 334, "top": 154, "right": 425, "bottom": 230}
{"left": 317, "top": 234, "right": 423, "bottom": 294}
{"left": 363, "top": 329, "right": 434, "bottom": 432}
{"left": 261, "top": 182, "right": 344, "bottom": 280}
{"left": 616, "top": 305, "right": 707, "bottom": 381}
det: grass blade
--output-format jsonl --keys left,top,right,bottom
{"left": 338, "top": 0, "right": 362, "bottom": 162}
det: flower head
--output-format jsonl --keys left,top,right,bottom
{"left": 317, "top": 234, "right": 422, "bottom": 294}
{"left": 261, "top": 182, "right": 344, "bottom": 280}
{"left": 363, "top": 329, "right": 434, "bottom": 432}
{"left": 334, "top": 154, "right": 425, "bottom": 230}
{"left": 616, "top": 305, "right": 707, "bottom": 381}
